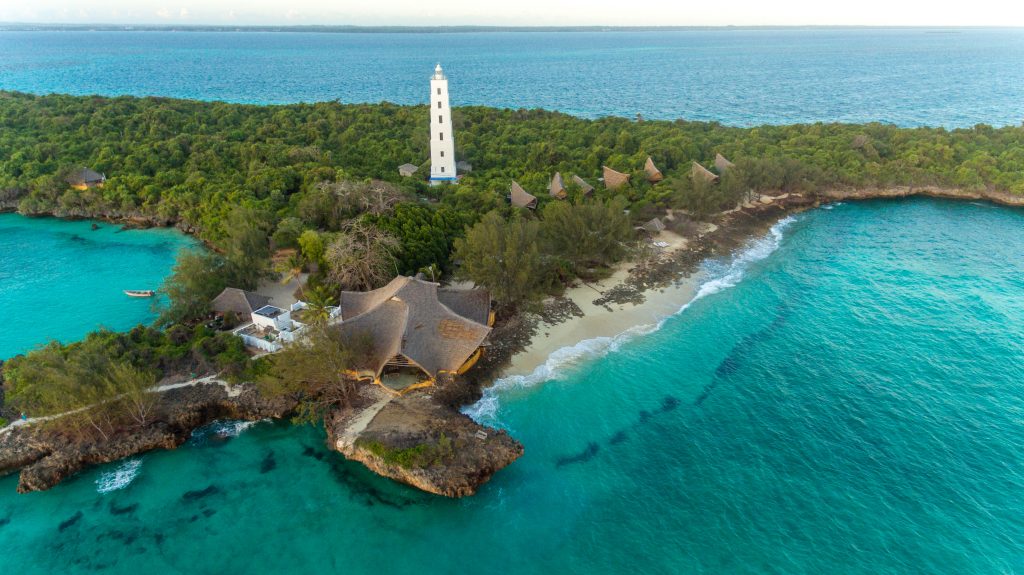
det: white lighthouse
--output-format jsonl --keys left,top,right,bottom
{"left": 429, "top": 63, "right": 457, "bottom": 185}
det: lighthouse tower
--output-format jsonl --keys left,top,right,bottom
{"left": 429, "top": 63, "right": 457, "bottom": 185}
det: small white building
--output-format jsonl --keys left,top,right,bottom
{"left": 429, "top": 64, "right": 457, "bottom": 185}
{"left": 252, "top": 305, "right": 292, "bottom": 331}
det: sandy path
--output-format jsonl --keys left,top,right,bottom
{"left": 334, "top": 388, "right": 393, "bottom": 451}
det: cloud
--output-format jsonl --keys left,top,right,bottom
{"left": 180, "top": 7, "right": 189, "bottom": 18}
{"left": 156, "top": 7, "right": 170, "bottom": 19}
{"left": 285, "top": 9, "right": 301, "bottom": 20}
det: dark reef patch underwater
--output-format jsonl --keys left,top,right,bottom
{"left": 3, "top": 198, "right": 1024, "bottom": 574}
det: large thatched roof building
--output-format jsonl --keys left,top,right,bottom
{"left": 211, "top": 288, "right": 271, "bottom": 317}
{"left": 549, "top": 172, "right": 567, "bottom": 200}
{"left": 337, "top": 276, "right": 492, "bottom": 383}
{"left": 510, "top": 181, "right": 538, "bottom": 209}
{"left": 572, "top": 174, "right": 595, "bottom": 196}
{"left": 644, "top": 157, "right": 664, "bottom": 183}
{"left": 603, "top": 166, "right": 630, "bottom": 190}
{"left": 714, "top": 153, "right": 735, "bottom": 173}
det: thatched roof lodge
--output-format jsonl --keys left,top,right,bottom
{"left": 572, "top": 174, "right": 594, "bottom": 196}
{"left": 66, "top": 168, "right": 106, "bottom": 190}
{"left": 398, "top": 163, "right": 419, "bottom": 177}
{"left": 603, "top": 166, "right": 630, "bottom": 190}
{"left": 714, "top": 153, "right": 735, "bottom": 173}
{"left": 644, "top": 157, "right": 664, "bottom": 183}
{"left": 337, "top": 276, "right": 492, "bottom": 384}
{"left": 510, "top": 181, "right": 538, "bottom": 209}
{"left": 691, "top": 162, "right": 719, "bottom": 184}
{"left": 549, "top": 172, "right": 567, "bottom": 199}
{"left": 641, "top": 217, "right": 666, "bottom": 234}
{"left": 211, "top": 288, "right": 271, "bottom": 317}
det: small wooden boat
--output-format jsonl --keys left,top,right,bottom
{"left": 124, "top": 290, "right": 156, "bottom": 298}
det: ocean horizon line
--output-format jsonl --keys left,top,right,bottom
{"left": 2, "top": 24, "right": 1022, "bottom": 33}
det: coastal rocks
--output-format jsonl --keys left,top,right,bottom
{"left": 0, "top": 382, "right": 297, "bottom": 493}
{"left": 821, "top": 186, "right": 1024, "bottom": 208}
{"left": 326, "top": 392, "right": 523, "bottom": 498}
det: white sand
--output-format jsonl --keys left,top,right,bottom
{"left": 504, "top": 230, "right": 704, "bottom": 377}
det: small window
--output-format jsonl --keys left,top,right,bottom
{"left": 437, "top": 88, "right": 441, "bottom": 95}
{"left": 438, "top": 115, "right": 443, "bottom": 124}
{"left": 441, "top": 167, "right": 445, "bottom": 173}
{"left": 437, "top": 101, "right": 441, "bottom": 109}
{"left": 439, "top": 132, "right": 443, "bottom": 140}
{"left": 440, "top": 151, "right": 445, "bottom": 157}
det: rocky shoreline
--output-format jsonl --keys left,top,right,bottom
{"left": 0, "top": 184, "right": 1018, "bottom": 498}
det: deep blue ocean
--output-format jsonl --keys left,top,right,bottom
{"left": 1, "top": 28, "right": 1023, "bottom": 127}
{"left": 3, "top": 198, "right": 1024, "bottom": 573}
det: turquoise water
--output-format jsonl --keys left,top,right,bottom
{"left": 2, "top": 29, "right": 1023, "bottom": 127}
{"left": 3, "top": 198, "right": 1024, "bottom": 573}
{"left": 0, "top": 214, "right": 196, "bottom": 360}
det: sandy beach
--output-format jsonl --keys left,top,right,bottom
{"left": 503, "top": 229, "right": 706, "bottom": 378}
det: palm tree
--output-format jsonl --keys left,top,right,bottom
{"left": 304, "top": 285, "right": 337, "bottom": 326}
{"left": 276, "top": 253, "right": 305, "bottom": 300}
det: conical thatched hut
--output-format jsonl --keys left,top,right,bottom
{"left": 691, "top": 162, "right": 719, "bottom": 184}
{"left": 603, "top": 166, "right": 630, "bottom": 190}
{"left": 572, "top": 175, "right": 594, "bottom": 196}
{"left": 510, "top": 181, "right": 538, "bottom": 209}
{"left": 210, "top": 288, "right": 270, "bottom": 317}
{"left": 641, "top": 217, "right": 666, "bottom": 234}
{"left": 714, "top": 153, "right": 735, "bottom": 173}
{"left": 549, "top": 172, "right": 567, "bottom": 200}
{"left": 644, "top": 157, "right": 664, "bottom": 183}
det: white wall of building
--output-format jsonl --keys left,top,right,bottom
{"left": 429, "top": 64, "right": 457, "bottom": 184}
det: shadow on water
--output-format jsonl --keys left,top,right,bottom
{"left": 0, "top": 515, "right": 10, "bottom": 528}
{"left": 555, "top": 396, "right": 682, "bottom": 467}
{"left": 555, "top": 442, "right": 600, "bottom": 467}
{"left": 58, "top": 511, "right": 83, "bottom": 532}
{"left": 181, "top": 485, "right": 220, "bottom": 502}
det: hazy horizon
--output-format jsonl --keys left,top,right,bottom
{"left": 2, "top": 0, "right": 1023, "bottom": 28}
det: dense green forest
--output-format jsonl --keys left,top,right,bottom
{"left": 3, "top": 91, "right": 1022, "bottom": 251}
{"left": 3, "top": 91, "right": 1023, "bottom": 425}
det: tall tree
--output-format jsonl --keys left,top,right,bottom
{"left": 540, "top": 197, "right": 634, "bottom": 277}
{"left": 453, "top": 211, "right": 550, "bottom": 312}
{"left": 158, "top": 250, "right": 230, "bottom": 326}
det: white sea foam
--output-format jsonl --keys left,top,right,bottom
{"left": 462, "top": 215, "right": 797, "bottom": 424}
{"left": 96, "top": 458, "right": 142, "bottom": 494}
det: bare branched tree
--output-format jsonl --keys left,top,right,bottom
{"left": 325, "top": 220, "right": 401, "bottom": 291}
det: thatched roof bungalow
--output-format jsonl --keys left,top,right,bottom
{"left": 571, "top": 175, "right": 595, "bottom": 196}
{"left": 337, "top": 276, "right": 492, "bottom": 383}
{"left": 510, "top": 181, "right": 538, "bottom": 209}
{"left": 714, "top": 153, "right": 735, "bottom": 173}
{"left": 691, "top": 162, "right": 719, "bottom": 184}
{"left": 66, "top": 168, "right": 106, "bottom": 190}
{"left": 603, "top": 166, "right": 630, "bottom": 190}
{"left": 398, "top": 163, "right": 419, "bottom": 177}
{"left": 644, "top": 157, "right": 664, "bottom": 183}
{"left": 211, "top": 288, "right": 271, "bottom": 317}
{"left": 641, "top": 217, "right": 666, "bottom": 234}
{"left": 549, "top": 172, "right": 567, "bottom": 200}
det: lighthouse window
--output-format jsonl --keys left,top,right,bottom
{"left": 437, "top": 88, "right": 441, "bottom": 95}
{"left": 441, "top": 167, "right": 445, "bottom": 173}
{"left": 439, "top": 115, "right": 443, "bottom": 123}
{"left": 439, "top": 132, "right": 443, "bottom": 140}
{"left": 437, "top": 101, "right": 441, "bottom": 109}
{"left": 440, "top": 151, "right": 445, "bottom": 157}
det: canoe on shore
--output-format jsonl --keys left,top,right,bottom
{"left": 124, "top": 290, "right": 156, "bottom": 298}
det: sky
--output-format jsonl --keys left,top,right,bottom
{"left": 1, "top": 0, "right": 1023, "bottom": 27}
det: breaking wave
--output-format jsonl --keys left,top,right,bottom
{"left": 463, "top": 215, "right": 797, "bottom": 425}
{"left": 96, "top": 458, "right": 143, "bottom": 494}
